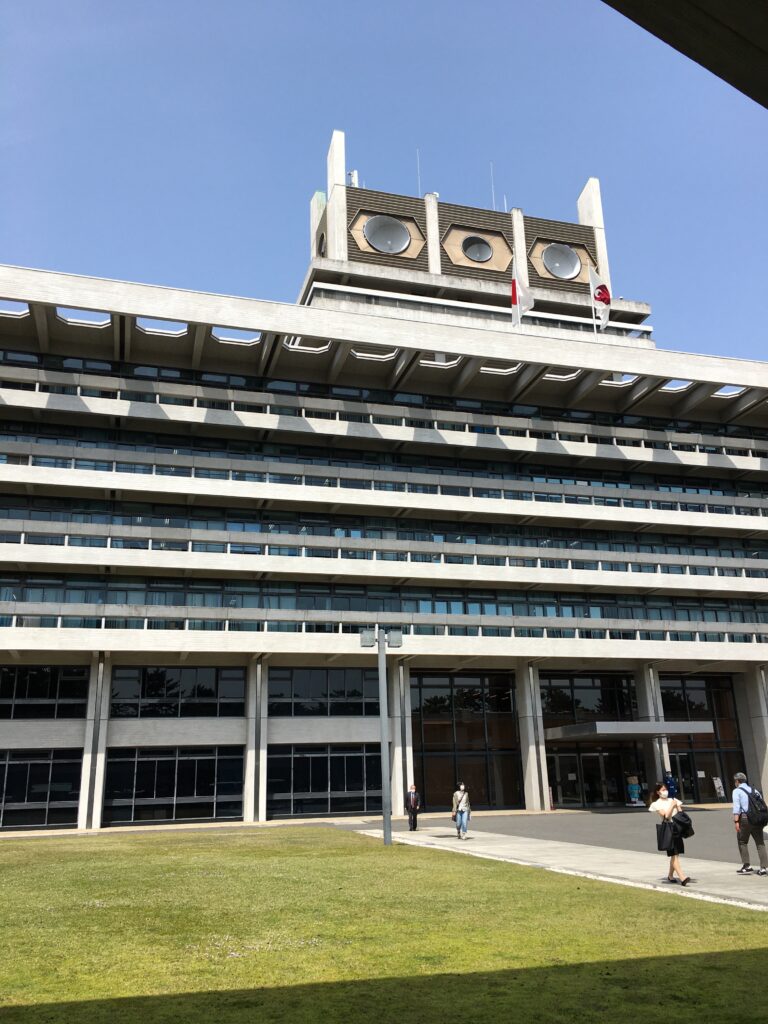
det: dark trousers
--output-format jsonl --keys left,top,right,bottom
{"left": 737, "top": 814, "right": 768, "bottom": 869}
{"left": 407, "top": 809, "right": 419, "bottom": 831}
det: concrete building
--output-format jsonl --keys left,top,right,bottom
{"left": 1, "top": 130, "right": 767, "bottom": 830}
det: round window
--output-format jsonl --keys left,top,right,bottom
{"left": 461, "top": 235, "right": 493, "bottom": 263}
{"left": 541, "top": 243, "right": 581, "bottom": 280}
{"left": 363, "top": 215, "right": 411, "bottom": 254}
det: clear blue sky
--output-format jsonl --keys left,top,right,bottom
{"left": 1, "top": 0, "right": 766, "bottom": 361}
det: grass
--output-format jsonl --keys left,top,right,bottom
{"left": 0, "top": 826, "right": 765, "bottom": 1022}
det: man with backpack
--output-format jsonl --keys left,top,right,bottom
{"left": 732, "top": 771, "right": 768, "bottom": 875}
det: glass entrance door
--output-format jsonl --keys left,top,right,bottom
{"left": 547, "top": 753, "right": 581, "bottom": 806}
{"left": 580, "top": 753, "right": 605, "bottom": 805}
{"left": 670, "top": 752, "right": 697, "bottom": 802}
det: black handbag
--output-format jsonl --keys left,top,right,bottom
{"left": 656, "top": 819, "right": 674, "bottom": 851}
{"left": 671, "top": 811, "right": 694, "bottom": 838}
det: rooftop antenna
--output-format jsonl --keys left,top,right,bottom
{"left": 416, "top": 148, "right": 422, "bottom": 197}
{"left": 503, "top": 193, "right": 508, "bottom": 213}
{"left": 490, "top": 161, "right": 496, "bottom": 211}
{"left": 347, "top": 169, "right": 359, "bottom": 187}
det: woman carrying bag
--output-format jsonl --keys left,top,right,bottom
{"left": 451, "top": 782, "right": 471, "bottom": 840}
{"left": 648, "top": 780, "right": 692, "bottom": 886}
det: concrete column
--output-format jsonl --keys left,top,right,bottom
{"left": 401, "top": 662, "right": 415, "bottom": 797}
{"left": 577, "top": 177, "right": 611, "bottom": 291}
{"left": 242, "top": 656, "right": 260, "bottom": 823}
{"left": 424, "top": 193, "right": 442, "bottom": 276}
{"left": 515, "top": 660, "right": 550, "bottom": 811}
{"left": 510, "top": 209, "right": 529, "bottom": 285}
{"left": 325, "top": 130, "right": 348, "bottom": 262}
{"left": 633, "top": 662, "right": 668, "bottom": 784}
{"left": 257, "top": 659, "right": 269, "bottom": 822}
{"left": 389, "top": 659, "right": 404, "bottom": 816}
{"left": 77, "top": 654, "right": 102, "bottom": 830}
{"left": 88, "top": 655, "right": 112, "bottom": 830}
{"left": 736, "top": 665, "right": 768, "bottom": 794}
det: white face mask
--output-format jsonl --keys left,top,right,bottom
{"left": 660, "top": 789, "right": 668, "bottom": 798}
{"left": 459, "top": 785, "right": 465, "bottom": 791}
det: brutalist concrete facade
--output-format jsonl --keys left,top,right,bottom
{"left": 0, "top": 131, "right": 766, "bottom": 830}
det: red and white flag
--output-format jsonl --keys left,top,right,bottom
{"left": 589, "top": 265, "right": 611, "bottom": 330}
{"left": 510, "top": 258, "right": 534, "bottom": 328}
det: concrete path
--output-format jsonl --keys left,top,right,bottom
{"left": 358, "top": 824, "right": 768, "bottom": 913}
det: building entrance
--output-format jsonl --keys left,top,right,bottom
{"left": 669, "top": 752, "right": 696, "bottom": 803}
{"left": 547, "top": 751, "right": 627, "bottom": 808}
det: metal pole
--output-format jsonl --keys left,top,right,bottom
{"left": 377, "top": 627, "right": 392, "bottom": 845}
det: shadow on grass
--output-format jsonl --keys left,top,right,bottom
{"left": 2, "top": 949, "right": 765, "bottom": 1024}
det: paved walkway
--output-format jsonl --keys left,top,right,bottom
{"left": 358, "top": 818, "right": 768, "bottom": 912}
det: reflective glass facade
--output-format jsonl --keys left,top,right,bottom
{"left": 266, "top": 744, "right": 382, "bottom": 817}
{"left": 411, "top": 671, "right": 522, "bottom": 810}
{"left": 110, "top": 666, "right": 245, "bottom": 718}
{"left": 102, "top": 746, "right": 244, "bottom": 825}
{"left": 267, "top": 667, "right": 380, "bottom": 716}
{"left": 0, "top": 665, "right": 88, "bottom": 719}
{"left": 0, "top": 748, "right": 82, "bottom": 828}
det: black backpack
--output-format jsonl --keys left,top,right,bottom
{"left": 742, "top": 785, "right": 768, "bottom": 829}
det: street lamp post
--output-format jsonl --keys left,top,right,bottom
{"left": 360, "top": 625, "right": 402, "bottom": 846}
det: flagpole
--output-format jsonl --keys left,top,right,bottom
{"left": 590, "top": 270, "right": 598, "bottom": 337}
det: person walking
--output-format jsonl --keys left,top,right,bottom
{"left": 648, "top": 781, "right": 690, "bottom": 885}
{"left": 451, "top": 782, "right": 471, "bottom": 840}
{"left": 405, "top": 783, "right": 421, "bottom": 831}
{"left": 731, "top": 772, "right": 768, "bottom": 875}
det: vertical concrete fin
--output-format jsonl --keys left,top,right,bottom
{"left": 326, "top": 130, "right": 348, "bottom": 262}
{"left": 424, "top": 193, "right": 442, "bottom": 276}
{"left": 510, "top": 209, "right": 529, "bottom": 286}
{"left": 309, "top": 191, "right": 327, "bottom": 259}
{"left": 577, "top": 177, "right": 611, "bottom": 291}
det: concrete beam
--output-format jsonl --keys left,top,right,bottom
{"left": 563, "top": 369, "right": 605, "bottom": 407}
{"left": 190, "top": 324, "right": 208, "bottom": 369}
{"left": 507, "top": 364, "right": 548, "bottom": 401}
{"left": 676, "top": 381, "right": 714, "bottom": 416}
{"left": 31, "top": 304, "right": 49, "bottom": 353}
{"left": 451, "top": 356, "right": 482, "bottom": 395}
{"left": 327, "top": 341, "right": 350, "bottom": 383}
{"left": 618, "top": 375, "right": 666, "bottom": 412}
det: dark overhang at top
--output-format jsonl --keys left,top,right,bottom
{"left": 602, "top": 0, "right": 768, "bottom": 108}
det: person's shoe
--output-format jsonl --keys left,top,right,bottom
{"left": 681, "top": 878, "right": 691, "bottom": 887}
{"left": 737, "top": 866, "right": 754, "bottom": 874}
{"left": 757, "top": 868, "right": 767, "bottom": 876}
{"left": 662, "top": 877, "right": 679, "bottom": 884}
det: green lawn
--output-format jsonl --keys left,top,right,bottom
{"left": 0, "top": 827, "right": 764, "bottom": 1023}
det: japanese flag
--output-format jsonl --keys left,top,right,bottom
{"left": 510, "top": 258, "right": 534, "bottom": 328}
{"left": 589, "top": 265, "right": 611, "bottom": 330}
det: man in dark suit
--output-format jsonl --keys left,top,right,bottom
{"left": 405, "top": 783, "right": 421, "bottom": 831}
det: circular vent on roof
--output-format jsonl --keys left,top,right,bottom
{"left": 541, "top": 243, "right": 581, "bottom": 280}
{"left": 363, "top": 215, "right": 411, "bottom": 254}
{"left": 461, "top": 235, "right": 493, "bottom": 263}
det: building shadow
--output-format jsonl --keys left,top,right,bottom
{"left": 2, "top": 949, "right": 765, "bottom": 1023}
